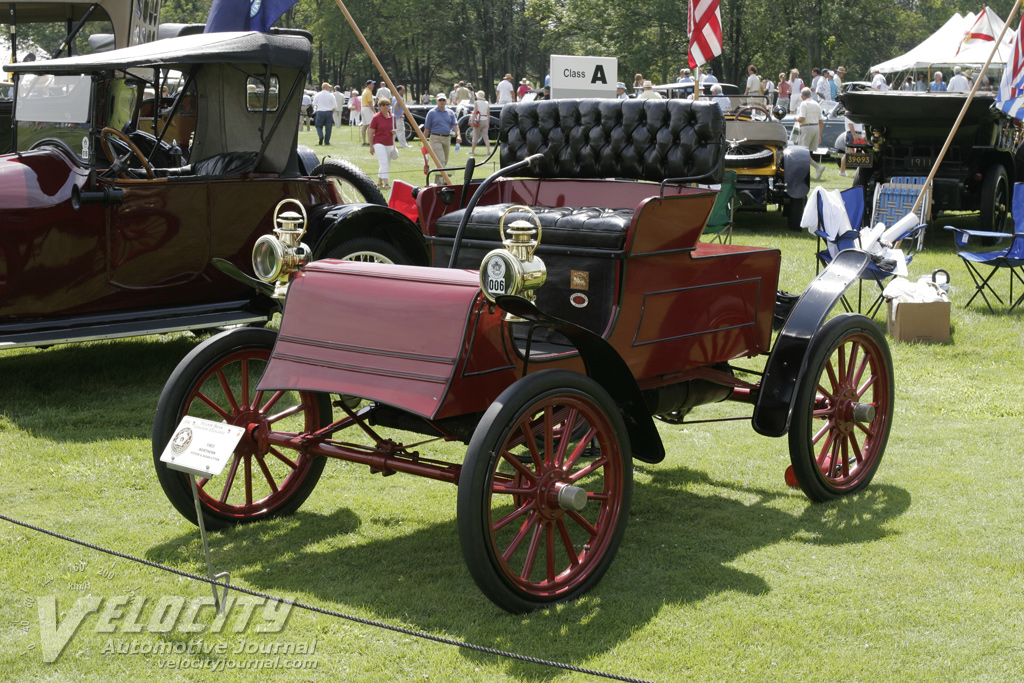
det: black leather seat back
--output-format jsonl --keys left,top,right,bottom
{"left": 500, "top": 98, "right": 725, "bottom": 184}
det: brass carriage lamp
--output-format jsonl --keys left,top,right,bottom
{"left": 252, "top": 199, "right": 311, "bottom": 298}
{"left": 479, "top": 205, "right": 547, "bottom": 322}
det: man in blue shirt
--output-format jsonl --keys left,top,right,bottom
{"left": 930, "top": 71, "right": 947, "bottom": 92}
{"left": 424, "top": 93, "right": 460, "bottom": 166}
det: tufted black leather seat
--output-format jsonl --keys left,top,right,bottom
{"left": 151, "top": 151, "right": 259, "bottom": 179}
{"left": 500, "top": 98, "right": 725, "bottom": 184}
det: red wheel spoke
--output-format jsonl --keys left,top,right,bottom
{"left": 815, "top": 428, "right": 837, "bottom": 471}
{"left": 240, "top": 359, "right": 251, "bottom": 409}
{"left": 855, "top": 419, "right": 877, "bottom": 439}
{"left": 838, "top": 435, "right": 850, "bottom": 478}
{"left": 260, "top": 390, "right": 291, "bottom": 418}
{"left": 244, "top": 454, "right": 253, "bottom": 506}
{"left": 562, "top": 426, "right": 597, "bottom": 471}
{"left": 824, "top": 357, "right": 840, "bottom": 395}
{"left": 844, "top": 342, "right": 861, "bottom": 388}
{"left": 567, "top": 510, "right": 598, "bottom": 537}
{"left": 587, "top": 491, "right": 610, "bottom": 502}
{"left": 254, "top": 454, "right": 279, "bottom": 493}
{"left": 216, "top": 367, "right": 241, "bottom": 413}
{"left": 836, "top": 344, "right": 848, "bottom": 386}
{"left": 811, "top": 418, "right": 834, "bottom": 445}
{"left": 555, "top": 518, "right": 580, "bottom": 568}
{"left": 520, "top": 519, "right": 544, "bottom": 580}
{"left": 502, "top": 511, "right": 538, "bottom": 563}
{"left": 545, "top": 523, "right": 556, "bottom": 582}
{"left": 216, "top": 455, "right": 241, "bottom": 504}
{"left": 195, "top": 391, "right": 232, "bottom": 421}
{"left": 493, "top": 501, "right": 534, "bottom": 532}
{"left": 500, "top": 448, "right": 538, "bottom": 482}
{"left": 268, "top": 447, "right": 298, "bottom": 469}
{"left": 553, "top": 407, "right": 578, "bottom": 467}
{"left": 568, "top": 456, "right": 608, "bottom": 483}
{"left": 522, "top": 417, "right": 544, "bottom": 471}
{"left": 851, "top": 351, "right": 871, "bottom": 391}
{"left": 542, "top": 407, "right": 554, "bottom": 466}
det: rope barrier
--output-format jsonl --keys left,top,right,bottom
{"left": 0, "top": 512, "right": 656, "bottom": 683}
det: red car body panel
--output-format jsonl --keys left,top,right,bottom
{"left": 258, "top": 179, "right": 781, "bottom": 422}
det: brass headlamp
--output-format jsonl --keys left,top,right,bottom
{"left": 479, "top": 205, "right": 546, "bottom": 321}
{"left": 252, "top": 198, "right": 311, "bottom": 298}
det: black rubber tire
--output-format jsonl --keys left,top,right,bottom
{"left": 152, "top": 328, "right": 331, "bottom": 530}
{"left": 726, "top": 145, "right": 775, "bottom": 168}
{"left": 324, "top": 236, "right": 409, "bottom": 264}
{"left": 979, "top": 163, "right": 1010, "bottom": 235}
{"left": 852, "top": 167, "right": 872, "bottom": 188}
{"left": 457, "top": 370, "right": 632, "bottom": 613}
{"left": 311, "top": 158, "right": 386, "bottom": 206}
{"left": 786, "top": 195, "right": 807, "bottom": 231}
{"left": 788, "top": 314, "right": 894, "bottom": 502}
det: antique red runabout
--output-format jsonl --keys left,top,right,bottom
{"left": 153, "top": 97, "right": 895, "bottom": 613}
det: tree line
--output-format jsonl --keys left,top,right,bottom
{"left": 156, "top": 0, "right": 1024, "bottom": 101}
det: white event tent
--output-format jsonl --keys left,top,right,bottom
{"left": 871, "top": 8, "right": 1012, "bottom": 73}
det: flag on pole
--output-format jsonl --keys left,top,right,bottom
{"left": 205, "top": 0, "right": 299, "bottom": 33}
{"left": 957, "top": 7, "right": 997, "bottom": 55}
{"left": 996, "top": 14, "right": 1024, "bottom": 120}
{"left": 687, "top": 0, "right": 722, "bottom": 69}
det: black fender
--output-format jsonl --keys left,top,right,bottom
{"left": 495, "top": 296, "right": 665, "bottom": 464}
{"left": 752, "top": 249, "right": 873, "bottom": 437}
{"left": 783, "top": 144, "right": 811, "bottom": 198}
{"left": 296, "top": 145, "right": 321, "bottom": 175}
{"left": 307, "top": 203, "right": 430, "bottom": 265}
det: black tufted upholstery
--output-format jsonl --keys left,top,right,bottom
{"left": 435, "top": 203, "right": 634, "bottom": 250}
{"left": 500, "top": 98, "right": 725, "bottom": 184}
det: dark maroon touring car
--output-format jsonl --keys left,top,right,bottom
{"left": 0, "top": 31, "right": 420, "bottom": 349}
{"left": 151, "top": 86, "right": 896, "bottom": 613}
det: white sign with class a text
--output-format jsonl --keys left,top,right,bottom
{"left": 549, "top": 55, "right": 618, "bottom": 99}
{"left": 159, "top": 416, "right": 245, "bottom": 479}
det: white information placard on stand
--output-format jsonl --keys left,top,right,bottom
{"left": 159, "top": 416, "right": 245, "bottom": 479}
{"left": 549, "top": 55, "right": 617, "bottom": 99}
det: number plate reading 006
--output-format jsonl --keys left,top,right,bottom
{"left": 846, "top": 151, "right": 873, "bottom": 168}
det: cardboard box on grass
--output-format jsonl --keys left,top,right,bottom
{"left": 886, "top": 300, "right": 950, "bottom": 343}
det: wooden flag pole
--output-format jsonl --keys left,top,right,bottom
{"left": 330, "top": 0, "right": 452, "bottom": 185}
{"left": 909, "top": 0, "right": 1023, "bottom": 218}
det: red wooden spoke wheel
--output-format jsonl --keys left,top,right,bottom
{"left": 788, "top": 314, "right": 894, "bottom": 502}
{"left": 458, "top": 370, "right": 632, "bottom": 613}
{"left": 153, "top": 328, "right": 331, "bottom": 529}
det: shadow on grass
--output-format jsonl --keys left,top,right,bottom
{"left": 0, "top": 335, "right": 205, "bottom": 441}
{"left": 145, "top": 466, "right": 910, "bottom": 680}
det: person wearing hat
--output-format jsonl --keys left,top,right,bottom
{"left": 470, "top": 89, "right": 491, "bottom": 155}
{"left": 814, "top": 69, "right": 832, "bottom": 103}
{"left": 678, "top": 68, "right": 694, "bottom": 86}
{"left": 454, "top": 80, "right": 471, "bottom": 104}
{"left": 638, "top": 80, "right": 662, "bottom": 100}
{"left": 517, "top": 78, "right": 531, "bottom": 100}
{"left": 616, "top": 82, "right": 628, "bottom": 99}
{"left": 496, "top": 73, "right": 515, "bottom": 104}
{"left": 536, "top": 84, "right": 551, "bottom": 101}
{"left": 360, "top": 79, "right": 375, "bottom": 145}
{"left": 833, "top": 66, "right": 846, "bottom": 92}
{"left": 424, "top": 93, "right": 460, "bottom": 166}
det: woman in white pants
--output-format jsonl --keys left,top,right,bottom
{"left": 368, "top": 98, "right": 397, "bottom": 189}
{"left": 470, "top": 90, "right": 490, "bottom": 155}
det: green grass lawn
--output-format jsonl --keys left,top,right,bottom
{"left": 1, "top": 134, "right": 1023, "bottom": 682}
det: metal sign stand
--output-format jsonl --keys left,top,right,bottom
{"left": 188, "top": 475, "right": 231, "bottom": 614}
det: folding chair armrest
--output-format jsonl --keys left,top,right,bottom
{"left": 944, "top": 225, "right": 1009, "bottom": 249}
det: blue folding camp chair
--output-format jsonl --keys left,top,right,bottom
{"left": 815, "top": 186, "right": 922, "bottom": 317}
{"left": 944, "top": 182, "right": 1024, "bottom": 312}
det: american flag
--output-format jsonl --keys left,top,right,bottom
{"left": 688, "top": 0, "right": 722, "bottom": 69}
{"left": 996, "top": 14, "right": 1024, "bottom": 120}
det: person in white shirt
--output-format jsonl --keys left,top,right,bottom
{"left": 788, "top": 69, "right": 803, "bottom": 113}
{"left": 815, "top": 69, "right": 832, "bottom": 102}
{"left": 496, "top": 74, "right": 515, "bottom": 104}
{"left": 833, "top": 66, "right": 845, "bottom": 92}
{"left": 333, "top": 86, "right": 347, "bottom": 127}
{"left": 871, "top": 69, "right": 889, "bottom": 91}
{"left": 948, "top": 66, "right": 970, "bottom": 92}
{"left": 375, "top": 81, "right": 392, "bottom": 108}
{"left": 796, "top": 87, "right": 825, "bottom": 181}
{"left": 637, "top": 80, "right": 663, "bottom": 100}
{"left": 312, "top": 82, "right": 337, "bottom": 145}
{"left": 744, "top": 65, "right": 761, "bottom": 96}
{"left": 711, "top": 83, "right": 731, "bottom": 114}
